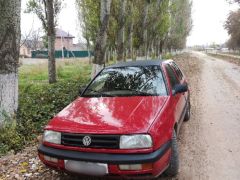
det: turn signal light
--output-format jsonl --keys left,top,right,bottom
{"left": 43, "top": 155, "right": 58, "bottom": 163}
{"left": 38, "top": 153, "right": 58, "bottom": 163}
{"left": 119, "top": 163, "right": 152, "bottom": 171}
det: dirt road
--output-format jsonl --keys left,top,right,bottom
{"left": 176, "top": 51, "right": 240, "bottom": 180}
{"left": 1, "top": 52, "right": 240, "bottom": 180}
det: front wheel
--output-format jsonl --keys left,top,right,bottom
{"left": 165, "top": 131, "right": 179, "bottom": 177}
{"left": 184, "top": 100, "right": 191, "bottom": 121}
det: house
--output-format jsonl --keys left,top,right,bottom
{"left": 71, "top": 42, "right": 87, "bottom": 51}
{"left": 55, "top": 28, "right": 87, "bottom": 51}
{"left": 20, "top": 39, "right": 44, "bottom": 58}
{"left": 55, "top": 28, "right": 75, "bottom": 50}
{"left": 20, "top": 43, "right": 31, "bottom": 57}
{"left": 30, "top": 28, "right": 89, "bottom": 58}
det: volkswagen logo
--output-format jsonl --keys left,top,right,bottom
{"left": 82, "top": 136, "right": 91, "bottom": 146}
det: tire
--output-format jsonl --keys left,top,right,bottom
{"left": 184, "top": 100, "right": 191, "bottom": 121}
{"left": 165, "top": 131, "right": 179, "bottom": 177}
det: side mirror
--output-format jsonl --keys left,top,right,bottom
{"left": 173, "top": 83, "right": 188, "bottom": 95}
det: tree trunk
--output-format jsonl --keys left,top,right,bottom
{"left": 92, "top": 0, "right": 112, "bottom": 79}
{"left": 46, "top": 0, "right": 56, "bottom": 84}
{"left": 105, "top": 46, "right": 109, "bottom": 64}
{"left": 127, "top": 1, "right": 133, "bottom": 60}
{"left": 0, "top": 0, "right": 21, "bottom": 124}
{"left": 116, "top": 0, "right": 126, "bottom": 62}
{"left": 86, "top": 39, "right": 92, "bottom": 64}
{"left": 142, "top": 0, "right": 149, "bottom": 58}
{"left": 159, "top": 40, "right": 164, "bottom": 55}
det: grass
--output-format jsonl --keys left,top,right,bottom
{"left": 19, "top": 58, "right": 92, "bottom": 85}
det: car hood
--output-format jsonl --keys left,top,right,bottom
{"left": 46, "top": 96, "right": 167, "bottom": 134}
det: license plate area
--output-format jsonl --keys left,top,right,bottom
{"left": 64, "top": 160, "right": 108, "bottom": 176}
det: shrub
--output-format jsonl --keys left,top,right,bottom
{"left": 0, "top": 76, "right": 90, "bottom": 156}
{"left": 17, "top": 77, "right": 89, "bottom": 137}
{"left": 162, "top": 53, "right": 173, "bottom": 59}
{"left": 0, "top": 119, "right": 23, "bottom": 156}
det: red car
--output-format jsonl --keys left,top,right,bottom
{"left": 38, "top": 59, "right": 190, "bottom": 179}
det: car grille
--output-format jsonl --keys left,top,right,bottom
{"left": 61, "top": 133, "right": 120, "bottom": 149}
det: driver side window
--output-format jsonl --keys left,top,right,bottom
{"left": 165, "top": 64, "right": 180, "bottom": 91}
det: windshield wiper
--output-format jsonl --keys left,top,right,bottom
{"left": 83, "top": 88, "right": 115, "bottom": 97}
{"left": 114, "top": 88, "right": 153, "bottom": 96}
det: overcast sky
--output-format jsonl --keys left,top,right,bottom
{"left": 187, "top": 0, "right": 238, "bottom": 46}
{"left": 21, "top": 0, "right": 238, "bottom": 46}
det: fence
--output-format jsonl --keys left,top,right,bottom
{"left": 31, "top": 50, "right": 93, "bottom": 58}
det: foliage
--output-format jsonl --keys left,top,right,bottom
{"left": 162, "top": 52, "right": 173, "bottom": 59}
{"left": 76, "top": 0, "right": 192, "bottom": 61}
{"left": 75, "top": 0, "right": 100, "bottom": 46}
{"left": 0, "top": 119, "right": 23, "bottom": 156}
{"left": 0, "top": 61, "right": 91, "bottom": 155}
{"left": 225, "top": 9, "right": 240, "bottom": 50}
{"left": 25, "top": 0, "right": 63, "bottom": 83}
{"left": 25, "top": 0, "right": 62, "bottom": 33}
{"left": 166, "top": 0, "right": 193, "bottom": 50}
{"left": 17, "top": 79, "right": 87, "bottom": 137}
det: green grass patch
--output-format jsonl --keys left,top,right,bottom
{"left": 19, "top": 59, "right": 92, "bottom": 85}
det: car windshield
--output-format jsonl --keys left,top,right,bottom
{"left": 82, "top": 66, "right": 167, "bottom": 97}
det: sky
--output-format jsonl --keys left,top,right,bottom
{"left": 21, "top": 0, "right": 238, "bottom": 46}
{"left": 187, "top": 0, "right": 238, "bottom": 46}
{"left": 21, "top": 0, "right": 81, "bottom": 43}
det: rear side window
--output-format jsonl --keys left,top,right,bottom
{"left": 165, "top": 64, "right": 180, "bottom": 89}
{"left": 171, "top": 62, "right": 183, "bottom": 80}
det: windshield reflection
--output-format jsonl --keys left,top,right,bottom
{"left": 83, "top": 66, "right": 167, "bottom": 97}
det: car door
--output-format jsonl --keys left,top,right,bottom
{"left": 170, "top": 62, "right": 189, "bottom": 106}
{"left": 164, "top": 64, "right": 186, "bottom": 134}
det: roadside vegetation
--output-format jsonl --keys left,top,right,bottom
{"left": 225, "top": 0, "right": 240, "bottom": 50}
{"left": 0, "top": 60, "right": 91, "bottom": 155}
{"left": 207, "top": 53, "right": 240, "bottom": 66}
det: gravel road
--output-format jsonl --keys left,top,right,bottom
{"left": 1, "top": 52, "right": 240, "bottom": 180}
{"left": 176, "top": 51, "right": 240, "bottom": 180}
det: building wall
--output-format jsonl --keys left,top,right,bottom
{"left": 55, "top": 37, "right": 73, "bottom": 50}
{"left": 20, "top": 45, "right": 31, "bottom": 57}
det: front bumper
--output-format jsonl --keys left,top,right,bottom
{"left": 38, "top": 140, "right": 171, "bottom": 178}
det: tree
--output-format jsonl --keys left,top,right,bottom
{"left": 76, "top": 0, "right": 192, "bottom": 64}
{"left": 76, "top": 0, "right": 100, "bottom": 62}
{"left": 0, "top": 0, "right": 21, "bottom": 124}
{"left": 141, "top": 0, "right": 150, "bottom": 57}
{"left": 91, "top": 0, "right": 112, "bottom": 78}
{"left": 225, "top": 9, "right": 240, "bottom": 50}
{"left": 26, "top": 0, "right": 62, "bottom": 83}
{"left": 166, "top": 0, "right": 192, "bottom": 50}
{"left": 21, "top": 29, "right": 43, "bottom": 51}
{"left": 116, "top": 0, "right": 126, "bottom": 62}
{"left": 46, "top": 0, "right": 56, "bottom": 83}
{"left": 126, "top": 0, "right": 134, "bottom": 60}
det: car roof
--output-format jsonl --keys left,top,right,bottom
{"left": 106, "top": 59, "right": 166, "bottom": 68}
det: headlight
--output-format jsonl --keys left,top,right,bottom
{"left": 120, "top": 134, "right": 152, "bottom": 149}
{"left": 43, "top": 130, "right": 61, "bottom": 144}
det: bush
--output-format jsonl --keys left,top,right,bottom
{"left": 162, "top": 53, "right": 173, "bottom": 59}
{"left": 0, "top": 119, "right": 23, "bottom": 156}
{"left": 0, "top": 76, "right": 90, "bottom": 156}
{"left": 17, "top": 78, "right": 89, "bottom": 137}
